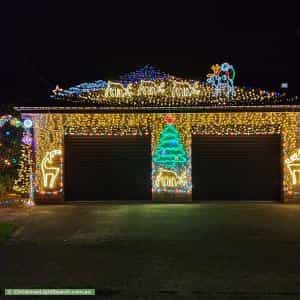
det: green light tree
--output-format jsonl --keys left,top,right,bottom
{"left": 153, "top": 117, "right": 188, "bottom": 171}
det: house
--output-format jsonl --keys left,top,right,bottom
{"left": 15, "top": 65, "right": 300, "bottom": 203}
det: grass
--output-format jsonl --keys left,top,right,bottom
{"left": 0, "top": 222, "right": 16, "bottom": 244}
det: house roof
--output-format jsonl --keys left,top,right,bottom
{"left": 15, "top": 65, "right": 300, "bottom": 113}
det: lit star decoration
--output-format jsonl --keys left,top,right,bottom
{"left": 165, "top": 114, "right": 175, "bottom": 124}
{"left": 52, "top": 85, "right": 63, "bottom": 95}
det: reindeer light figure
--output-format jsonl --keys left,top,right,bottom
{"left": 285, "top": 149, "right": 300, "bottom": 185}
{"left": 171, "top": 80, "right": 194, "bottom": 98}
{"left": 154, "top": 168, "right": 188, "bottom": 189}
{"left": 287, "top": 164, "right": 300, "bottom": 185}
{"left": 137, "top": 80, "right": 165, "bottom": 96}
{"left": 41, "top": 149, "right": 62, "bottom": 189}
{"left": 104, "top": 81, "right": 132, "bottom": 98}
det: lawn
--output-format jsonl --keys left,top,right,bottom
{"left": 0, "top": 222, "right": 15, "bottom": 244}
{"left": 1, "top": 203, "right": 300, "bottom": 299}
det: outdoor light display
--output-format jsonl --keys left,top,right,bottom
{"left": 207, "top": 62, "right": 236, "bottom": 97}
{"left": 12, "top": 121, "right": 33, "bottom": 196}
{"left": 21, "top": 132, "right": 33, "bottom": 146}
{"left": 0, "top": 116, "right": 22, "bottom": 173}
{"left": 153, "top": 115, "right": 188, "bottom": 170}
{"left": 41, "top": 149, "right": 62, "bottom": 189}
{"left": 0, "top": 115, "right": 23, "bottom": 169}
{"left": 52, "top": 85, "right": 63, "bottom": 95}
{"left": 13, "top": 143, "right": 32, "bottom": 195}
{"left": 118, "top": 65, "right": 170, "bottom": 85}
{"left": 53, "top": 65, "right": 298, "bottom": 106}
{"left": 0, "top": 115, "right": 33, "bottom": 196}
{"left": 15, "top": 65, "right": 300, "bottom": 201}
{"left": 23, "top": 119, "right": 33, "bottom": 129}
{"left": 0, "top": 115, "right": 23, "bottom": 128}
{"left": 285, "top": 149, "right": 300, "bottom": 185}
{"left": 28, "top": 112, "right": 296, "bottom": 200}
{"left": 153, "top": 114, "right": 191, "bottom": 193}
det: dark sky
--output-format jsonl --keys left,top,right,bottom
{"left": 1, "top": 1, "right": 299, "bottom": 104}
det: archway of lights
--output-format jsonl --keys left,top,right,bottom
{"left": 28, "top": 112, "right": 296, "bottom": 201}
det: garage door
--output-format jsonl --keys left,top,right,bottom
{"left": 64, "top": 135, "right": 151, "bottom": 201}
{"left": 192, "top": 135, "right": 281, "bottom": 201}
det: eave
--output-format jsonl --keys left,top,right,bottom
{"left": 14, "top": 105, "right": 300, "bottom": 114}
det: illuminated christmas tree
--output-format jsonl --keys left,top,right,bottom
{"left": 0, "top": 114, "right": 23, "bottom": 196}
{"left": 153, "top": 115, "right": 188, "bottom": 171}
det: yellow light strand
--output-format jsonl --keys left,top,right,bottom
{"left": 30, "top": 112, "right": 296, "bottom": 199}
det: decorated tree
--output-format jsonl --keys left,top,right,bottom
{"left": 0, "top": 110, "right": 23, "bottom": 196}
{"left": 0, "top": 105, "right": 34, "bottom": 199}
{"left": 153, "top": 115, "right": 188, "bottom": 171}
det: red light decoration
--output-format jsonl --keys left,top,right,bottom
{"left": 165, "top": 114, "right": 175, "bottom": 124}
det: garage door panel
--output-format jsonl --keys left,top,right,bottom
{"left": 192, "top": 135, "right": 281, "bottom": 201}
{"left": 65, "top": 135, "right": 151, "bottom": 201}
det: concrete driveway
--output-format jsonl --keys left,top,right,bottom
{"left": 1, "top": 203, "right": 300, "bottom": 299}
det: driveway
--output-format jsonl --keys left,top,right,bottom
{"left": 1, "top": 203, "right": 300, "bottom": 299}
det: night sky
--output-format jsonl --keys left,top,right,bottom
{"left": 1, "top": 2, "right": 299, "bottom": 105}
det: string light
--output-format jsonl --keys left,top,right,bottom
{"left": 21, "top": 132, "right": 33, "bottom": 146}
{"left": 154, "top": 168, "right": 189, "bottom": 191}
{"left": 13, "top": 144, "right": 32, "bottom": 195}
{"left": 285, "top": 149, "right": 300, "bottom": 185}
{"left": 28, "top": 112, "right": 296, "bottom": 201}
{"left": 119, "top": 65, "right": 170, "bottom": 85}
{"left": 137, "top": 80, "right": 166, "bottom": 97}
{"left": 41, "top": 150, "right": 62, "bottom": 189}
{"left": 14, "top": 66, "right": 300, "bottom": 201}
{"left": 0, "top": 115, "right": 27, "bottom": 129}
{"left": 104, "top": 81, "right": 133, "bottom": 98}
{"left": 23, "top": 119, "right": 33, "bottom": 129}
{"left": 152, "top": 115, "right": 190, "bottom": 193}
{"left": 0, "top": 115, "right": 33, "bottom": 200}
{"left": 0, "top": 197, "right": 34, "bottom": 207}
{"left": 207, "top": 62, "right": 236, "bottom": 97}
{"left": 52, "top": 65, "right": 298, "bottom": 106}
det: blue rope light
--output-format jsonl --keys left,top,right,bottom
{"left": 118, "top": 65, "right": 170, "bottom": 85}
{"left": 54, "top": 65, "right": 169, "bottom": 97}
{"left": 55, "top": 80, "right": 108, "bottom": 97}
